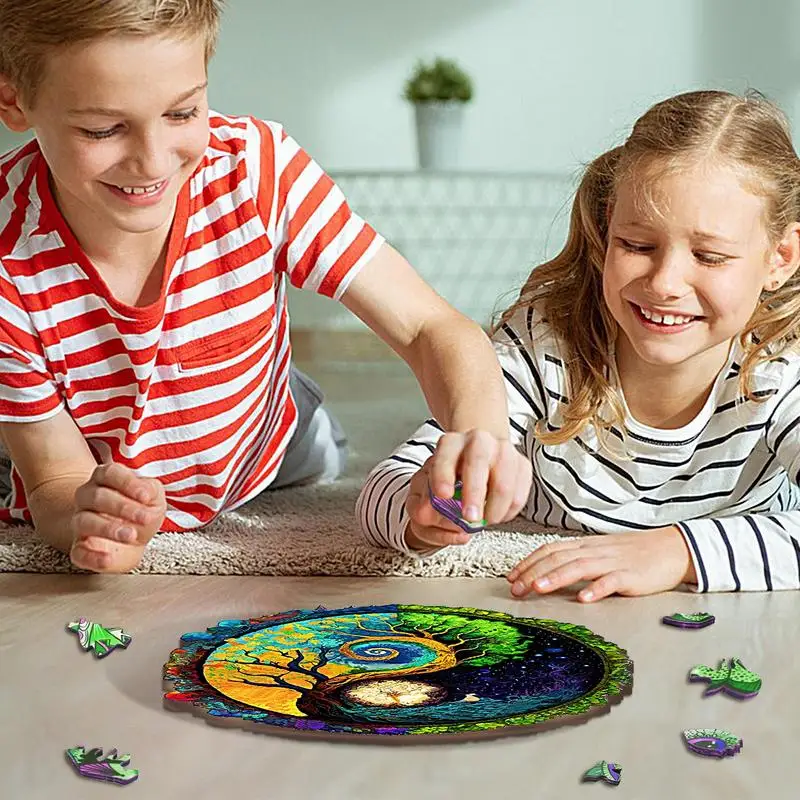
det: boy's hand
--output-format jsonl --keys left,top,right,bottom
{"left": 405, "top": 465, "right": 473, "bottom": 551}
{"left": 404, "top": 431, "right": 532, "bottom": 551}
{"left": 69, "top": 463, "right": 166, "bottom": 573}
{"left": 506, "top": 526, "right": 697, "bottom": 602}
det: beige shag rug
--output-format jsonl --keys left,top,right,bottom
{"left": 0, "top": 476, "right": 569, "bottom": 576}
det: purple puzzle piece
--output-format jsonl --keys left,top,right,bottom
{"left": 661, "top": 612, "right": 715, "bottom": 630}
{"left": 683, "top": 728, "right": 742, "bottom": 758}
{"left": 65, "top": 746, "right": 139, "bottom": 786}
{"left": 428, "top": 480, "right": 487, "bottom": 533}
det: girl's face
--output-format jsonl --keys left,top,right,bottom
{"left": 603, "top": 160, "right": 793, "bottom": 384}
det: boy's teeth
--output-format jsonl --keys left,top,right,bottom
{"left": 639, "top": 306, "right": 693, "bottom": 325}
{"left": 118, "top": 182, "right": 163, "bottom": 195}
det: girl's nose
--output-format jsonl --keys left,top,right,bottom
{"left": 644, "top": 251, "right": 689, "bottom": 300}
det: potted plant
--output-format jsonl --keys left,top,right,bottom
{"left": 404, "top": 57, "right": 473, "bottom": 170}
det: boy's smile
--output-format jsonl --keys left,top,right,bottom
{"left": 103, "top": 178, "right": 171, "bottom": 206}
{"left": 9, "top": 33, "right": 210, "bottom": 258}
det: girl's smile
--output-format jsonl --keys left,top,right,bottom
{"left": 629, "top": 301, "right": 702, "bottom": 333}
{"left": 603, "top": 160, "right": 777, "bottom": 394}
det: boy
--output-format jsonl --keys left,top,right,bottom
{"left": 0, "top": 0, "right": 530, "bottom": 573}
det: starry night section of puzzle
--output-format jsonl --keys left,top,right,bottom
{"left": 162, "top": 604, "right": 633, "bottom": 737}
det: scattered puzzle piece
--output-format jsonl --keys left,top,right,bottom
{"left": 661, "top": 611, "right": 715, "bottom": 629}
{"left": 65, "top": 746, "right": 139, "bottom": 785}
{"left": 682, "top": 728, "right": 742, "bottom": 758}
{"left": 582, "top": 760, "right": 622, "bottom": 785}
{"left": 688, "top": 657, "right": 761, "bottom": 699}
{"left": 428, "top": 480, "right": 487, "bottom": 533}
{"left": 66, "top": 618, "right": 132, "bottom": 658}
{"left": 727, "top": 657, "right": 763, "bottom": 698}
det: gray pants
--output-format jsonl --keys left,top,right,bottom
{"left": 270, "top": 366, "right": 348, "bottom": 488}
{"left": 0, "top": 366, "right": 347, "bottom": 502}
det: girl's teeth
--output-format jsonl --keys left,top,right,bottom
{"left": 118, "top": 182, "right": 163, "bottom": 195}
{"left": 639, "top": 306, "right": 693, "bottom": 325}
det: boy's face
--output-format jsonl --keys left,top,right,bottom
{"left": 12, "top": 34, "right": 210, "bottom": 239}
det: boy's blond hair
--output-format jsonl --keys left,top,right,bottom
{"left": 494, "top": 90, "right": 800, "bottom": 447}
{"left": 0, "top": 0, "right": 224, "bottom": 105}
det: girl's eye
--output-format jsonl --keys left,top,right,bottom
{"left": 695, "top": 252, "right": 729, "bottom": 266}
{"left": 618, "top": 238, "right": 654, "bottom": 253}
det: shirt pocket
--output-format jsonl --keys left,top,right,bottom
{"left": 164, "top": 314, "right": 273, "bottom": 372}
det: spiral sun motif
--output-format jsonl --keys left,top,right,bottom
{"left": 163, "top": 604, "right": 633, "bottom": 737}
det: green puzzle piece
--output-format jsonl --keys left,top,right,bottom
{"left": 65, "top": 746, "right": 139, "bottom": 785}
{"left": 688, "top": 657, "right": 761, "bottom": 699}
{"left": 67, "top": 618, "right": 132, "bottom": 658}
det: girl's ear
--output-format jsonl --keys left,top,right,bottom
{"left": 0, "top": 76, "right": 31, "bottom": 133}
{"left": 765, "top": 222, "right": 800, "bottom": 292}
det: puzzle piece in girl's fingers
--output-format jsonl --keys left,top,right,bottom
{"left": 66, "top": 618, "right": 132, "bottom": 658}
{"left": 582, "top": 760, "right": 622, "bottom": 785}
{"left": 65, "top": 746, "right": 139, "bottom": 786}
{"left": 682, "top": 728, "right": 742, "bottom": 758}
{"left": 428, "top": 480, "right": 487, "bottom": 533}
{"left": 661, "top": 611, "right": 715, "bottom": 629}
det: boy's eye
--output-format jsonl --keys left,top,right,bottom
{"left": 81, "top": 125, "right": 121, "bottom": 140}
{"left": 79, "top": 108, "right": 199, "bottom": 140}
{"left": 167, "top": 107, "right": 200, "bottom": 122}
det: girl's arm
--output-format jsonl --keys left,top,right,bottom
{"left": 678, "top": 512, "right": 800, "bottom": 592}
{"left": 679, "top": 378, "right": 800, "bottom": 592}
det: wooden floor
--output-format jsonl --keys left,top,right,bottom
{"left": 1, "top": 574, "right": 796, "bottom": 799}
{"left": 2, "top": 340, "right": 799, "bottom": 799}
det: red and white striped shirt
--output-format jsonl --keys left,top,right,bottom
{"left": 0, "top": 112, "right": 382, "bottom": 530}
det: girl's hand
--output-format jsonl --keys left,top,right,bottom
{"left": 404, "top": 430, "right": 532, "bottom": 551}
{"left": 506, "top": 526, "right": 697, "bottom": 602}
{"left": 69, "top": 463, "right": 166, "bottom": 573}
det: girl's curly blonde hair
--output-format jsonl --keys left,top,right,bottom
{"left": 494, "top": 89, "right": 800, "bottom": 446}
{"left": 0, "top": 0, "right": 224, "bottom": 106}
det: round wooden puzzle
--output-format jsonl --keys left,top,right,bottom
{"left": 162, "top": 604, "right": 633, "bottom": 739}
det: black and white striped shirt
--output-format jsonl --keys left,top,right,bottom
{"left": 356, "top": 307, "right": 800, "bottom": 593}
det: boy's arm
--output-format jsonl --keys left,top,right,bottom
{"left": 356, "top": 320, "right": 543, "bottom": 554}
{"left": 0, "top": 410, "right": 97, "bottom": 553}
{"left": 0, "top": 411, "right": 164, "bottom": 572}
{"left": 340, "top": 243, "right": 508, "bottom": 438}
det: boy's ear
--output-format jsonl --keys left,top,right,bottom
{"left": 765, "top": 222, "right": 800, "bottom": 292}
{"left": 0, "top": 76, "right": 31, "bottom": 133}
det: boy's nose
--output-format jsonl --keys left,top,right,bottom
{"left": 129, "top": 130, "right": 171, "bottom": 181}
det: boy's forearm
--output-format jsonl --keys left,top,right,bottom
{"left": 409, "top": 315, "right": 509, "bottom": 438}
{"left": 27, "top": 474, "right": 87, "bottom": 553}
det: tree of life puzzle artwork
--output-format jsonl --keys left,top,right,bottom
{"left": 162, "top": 604, "right": 633, "bottom": 739}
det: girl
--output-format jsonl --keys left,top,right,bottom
{"left": 357, "top": 89, "right": 800, "bottom": 600}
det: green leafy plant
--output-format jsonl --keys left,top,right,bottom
{"left": 403, "top": 57, "right": 474, "bottom": 104}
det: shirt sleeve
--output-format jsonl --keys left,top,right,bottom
{"left": 355, "top": 317, "right": 546, "bottom": 555}
{"left": 0, "top": 273, "right": 62, "bottom": 423}
{"left": 262, "top": 123, "right": 384, "bottom": 300}
{"left": 678, "top": 370, "right": 800, "bottom": 592}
